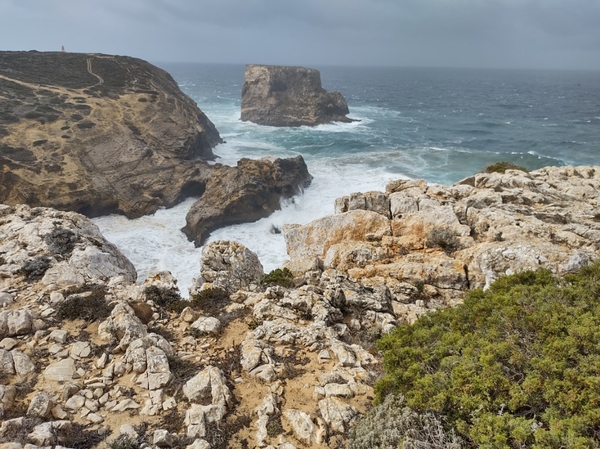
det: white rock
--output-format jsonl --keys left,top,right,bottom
{"left": 12, "top": 350, "right": 35, "bottom": 376}
{"left": 186, "top": 439, "right": 210, "bottom": 449}
{"left": 283, "top": 409, "right": 320, "bottom": 445}
{"left": 318, "top": 397, "right": 358, "bottom": 433}
{"left": 0, "top": 349, "right": 15, "bottom": 375}
{"left": 26, "top": 392, "right": 53, "bottom": 418}
{"left": 0, "top": 337, "right": 18, "bottom": 350}
{"left": 70, "top": 341, "right": 91, "bottom": 359}
{"left": 0, "top": 292, "right": 14, "bottom": 306}
{"left": 153, "top": 429, "right": 175, "bottom": 448}
{"left": 64, "top": 394, "right": 85, "bottom": 412}
{"left": 190, "top": 316, "right": 221, "bottom": 336}
{"left": 195, "top": 240, "right": 264, "bottom": 294}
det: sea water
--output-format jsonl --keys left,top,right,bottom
{"left": 93, "top": 65, "right": 600, "bottom": 296}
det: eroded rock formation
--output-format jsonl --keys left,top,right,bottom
{"left": 3, "top": 166, "right": 600, "bottom": 448}
{"left": 284, "top": 165, "right": 600, "bottom": 320}
{"left": 241, "top": 64, "right": 352, "bottom": 127}
{"left": 0, "top": 51, "right": 222, "bottom": 218}
{"left": 0, "top": 210, "right": 381, "bottom": 449}
{"left": 183, "top": 156, "right": 312, "bottom": 246}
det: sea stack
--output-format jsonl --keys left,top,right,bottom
{"left": 240, "top": 64, "right": 352, "bottom": 127}
{"left": 0, "top": 51, "right": 222, "bottom": 218}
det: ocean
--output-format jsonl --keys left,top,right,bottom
{"left": 93, "top": 64, "right": 600, "bottom": 296}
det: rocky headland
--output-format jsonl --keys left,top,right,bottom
{"left": 1, "top": 165, "right": 599, "bottom": 448}
{"left": 0, "top": 51, "right": 222, "bottom": 218}
{"left": 240, "top": 65, "right": 352, "bottom": 127}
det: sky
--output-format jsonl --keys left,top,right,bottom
{"left": 1, "top": 0, "right": 600, "bottom": 71}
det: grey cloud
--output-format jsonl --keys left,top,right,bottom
{"left": 0, "top": 0, "right": 599, "bottom": 70}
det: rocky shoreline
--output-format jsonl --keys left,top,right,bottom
{"left": 1, "top": 165, "right": 599, "bottom": 448}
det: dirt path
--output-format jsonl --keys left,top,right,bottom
{"left": 86, "top": 58, "right": 104, "bottom": 87}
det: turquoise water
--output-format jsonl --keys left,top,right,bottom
{"left": 94, "top": 64, "right": 600, "bottom": 295}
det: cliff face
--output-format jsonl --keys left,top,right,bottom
{"left": 284, "top": 165, "right": 600, "bottom": 321}
{"left": 0, "top": 51, "right": 222, "bottom": 218}
{"left": 240, "top": 64, "right": 351, "bottom": 127}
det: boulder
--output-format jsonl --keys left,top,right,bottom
{"left": 241, "top": 64, "right": 352, "bottom": 126}
{"left": 183, "top": 156, "right": 312, "bottom": 245}
{"left": 0, "top": 51, "right": 222, "bottom": 218}
{"left": 193, "top": 241, "right": 264, "bottom": 294}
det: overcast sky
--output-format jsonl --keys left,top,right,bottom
{"left": 1, "top": 0, "right": 599, "bottom": 71}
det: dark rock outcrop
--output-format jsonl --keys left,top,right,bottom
{"left": 183, "top": 155, "right": 312, "bottom": 246}
{"left": 240, "top": 64, "right": 351, "bottom": 127}
{"left": 0, "top": 51, "right": 222, "bottom": 218}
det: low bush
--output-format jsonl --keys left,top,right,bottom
{"left": 55, "top": 284, "right": 112, "bottom": 322}
{"left": 45, "top": 228, "right": 78, "bottom": 257}
{"left": 189, "top": 287, "right": 231, "bottom": 316}
{"left": 484, "top": 161, "right": 528, "bottom": 174}
{"left": 425, "top": 227, "right": 460, "bottom": 254}
{"left": 261, "top": 268, "right": 294, "bottom": 288}
{"left": 348, "top": 394, "right": 462, "bottom": 449}
{"left": 20, "top": 256, "right": 51, "bottom": 280}
{"left": 375, "top": 262, "right": 600, "bottom": 448}
{"left": 144, "top": 285, "right": 182, "bottom": 310}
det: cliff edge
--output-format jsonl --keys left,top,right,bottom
{"left": 0, "top": 51, "right": 222, "bottom": 218}
{"left": 240, "top": 64, "right": 351, "bottom": 127}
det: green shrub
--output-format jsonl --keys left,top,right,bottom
{"left": 375, "top": 262, "right": 600, "bottom": 448}
{"left": 484, "top": 161, "right": 528, "bottom": 174}
{"left": 261, "top": 268, "right": 294, "bottom": 288}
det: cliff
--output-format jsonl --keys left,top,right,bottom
{"left": 240, "top": 64, "right": 351, "bottom": 127}
{"left": 284, "top": 165, "right": 600, "bottom": 321}
{"left": 0, "top": 51, "right": 222, "bottom": 218}
{"left": 2, "top": 166, "right": 598, "bottom": 448}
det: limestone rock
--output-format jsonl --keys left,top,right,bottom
{"left": 193, "top": 241, "right": 264, "bottom": 294}
{"left": 183, "top": 366, "right": 231, "bottom": 412}
{"left": 27, "top": 392, "right": 54, "bottom": 418}
{"left": 318, "top": 397, "right": 358, "bottom": 433}
{"left": 0, "top": 310, "right": 33, "bottom": 338}
{"left": 241, "top": 64, "right": 351, "bottom": 127}
{"left": 190, "top": 316, "right": 221, "bottom": 336}
{"left": 284, "top": 210, "right": 392, "bottom": 261}
{"left": 11, "top": 350, "right": 35, "bottom": 376}
{"left": 0, "top": 51, "right": 222, "bottom": 218}
{"left": 184, "top": 156, "right": 312, "bottom": 246}
{"left": 44, "top": 358, "right": 76, "bottom": 382}
{"left": 0, "top": 205, "right": 136, "bottom": 286}
{"left": 283, "top": 409, "right": 323, "bottom": 445}
{"left": 98, "top": 302, "right": 147, "bottom": 349}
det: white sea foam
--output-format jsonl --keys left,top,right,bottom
{"left": 92, "top": 198, "right": 201, "bottom": 297}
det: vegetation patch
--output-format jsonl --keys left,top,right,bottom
{"left": 165, "top": 354, "right": 200, "bottom": 398}
{"left": 20, "top": 256, "right": 51, "bottom": 280}
{"left": 58, "top": 423, "right": 106, "bottom": 449}
{"left": 144, "top": 285, "right": 183, "bottom": 310}
{"left": 189, "top": 287, "right": 231, "bottom": 316}
{"left": 45, "top": 228, "right": 78, "bottom": 257}
{"left": 348, "top": 394, "right": 462, "bottom": 449}
{"left": 484, "top": 161, "right": 529, "bottom": 174}
{"left": 376, "top": 262, "right": 600, "bottom": 448}
{"left": 425, "top": 227, "right": 460, "bottom": 254}
{"left": 55, "top": 284, "right": 112, "bottom": 322}
{"left": 261, "top": 267, "right": 294, "bottom": 288}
